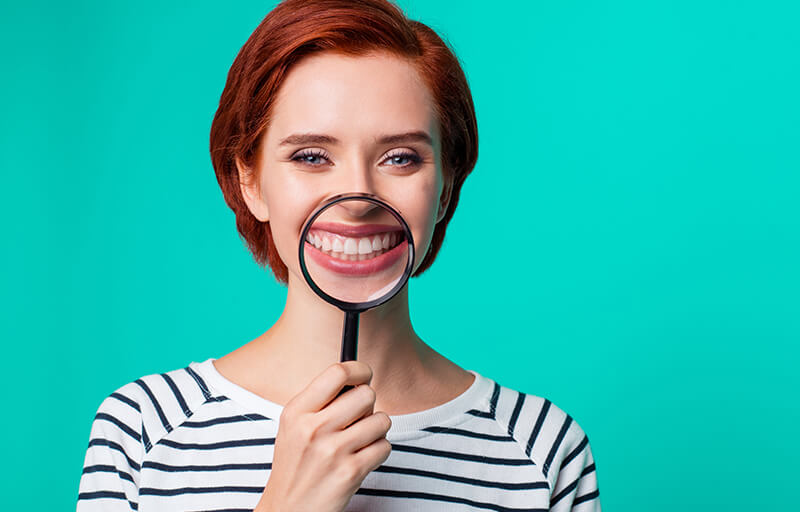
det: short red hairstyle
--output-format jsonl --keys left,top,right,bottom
{"left": 210, "top": 0, "right": 478, "bottom": 284}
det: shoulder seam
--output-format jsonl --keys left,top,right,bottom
{"left": 487, "top": 386, "right": 550, "bottom": 491}
{"left": 135, "top": 365, "right": 220, "bottom": 452}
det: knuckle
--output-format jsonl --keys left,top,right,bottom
{"left": 380, "top": 438, "right": 393, "bottom": 458}
{"left": 299, "top": 416, "right": 321, "bottom": 442}
{"left": 317, "top": 439, "right": 339, "bottom": 461}
{"left": 331, "top": 364, "right": 349, "bottom": 385}
{"left": 338, "top": 460, "right": 361, "bottom": 483}
{"left": 361, "top": 385, "right": 376, "bottom": 402}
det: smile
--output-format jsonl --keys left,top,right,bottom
{"left": 303, "top": 222, "right": 409, "bottom": 276}
{"left": 305, "top": 229, "right": 403, "bottom": 261}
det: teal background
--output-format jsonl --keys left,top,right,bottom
{"left": 1, "top": 0, "right": 797, "bottom": 509}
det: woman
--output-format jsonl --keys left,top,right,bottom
{"left": 77, "top": 1, "right": 601, "bottom": 510}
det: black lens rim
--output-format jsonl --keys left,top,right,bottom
{"left": 298, "top": 192, "right": 416, "bottom": 312}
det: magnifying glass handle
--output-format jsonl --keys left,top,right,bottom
{"left": 337, "top": 310, "right": 360, "bottom": 396}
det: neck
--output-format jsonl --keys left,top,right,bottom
{"left": 240, "top": 271, "right": 439, "bottom": 405}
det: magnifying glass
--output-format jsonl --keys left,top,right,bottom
{"left": 298, "top": 192, "right": 415, "bottom": 395}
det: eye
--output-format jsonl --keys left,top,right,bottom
{"left": 384, "top": 151, "right": 422, "bottom": 168}
{"left": 291, "top": 149, "right": 330, "bottom": 166}
{"left": 290, "top": 149, "right": 423, "bottom": 168}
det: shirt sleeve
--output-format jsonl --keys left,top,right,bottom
{"left": 77, "top": 388, "right": 144, "bottom": 512}
{"left": 548, "top": 420, "right": 602, "bottom": 511}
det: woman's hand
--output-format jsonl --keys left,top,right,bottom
{"left": 253, "top": 361, "right": 392, "bottom": 512}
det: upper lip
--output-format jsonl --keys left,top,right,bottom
{"left": 309, "top": 222, "right": 403, "bottom": 237}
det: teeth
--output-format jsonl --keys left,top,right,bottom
{"left": 308, "top": 230, "right": 402, "bottom": 261}
{"left": 358, "top": 238, "right": 373, "bottom": 254}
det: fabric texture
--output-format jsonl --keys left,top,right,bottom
{"left": 77, "top": 358, "right": 601, "bottom": 511}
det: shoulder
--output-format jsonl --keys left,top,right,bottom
{"left": 89, "top": 362, "right": 214, "bottom": 453}
{"left": 485, "top": 378, "right": 598, "bottom": 491}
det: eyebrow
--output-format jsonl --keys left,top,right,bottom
{"left": 278, "top": 130, "right": 433, "bottom": 147}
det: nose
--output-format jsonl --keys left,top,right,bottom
{"left": 329, "top": 160, "right": 383, "bottom": 218}
{"left": 335, "top": 198, "right": 381, "bottom": 219}
{"left": 341, "top": 160, "right": 376, "bottom": 197}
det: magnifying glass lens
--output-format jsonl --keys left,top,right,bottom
{"left": 302, "top": 198, "right": 410, "bottom": 304}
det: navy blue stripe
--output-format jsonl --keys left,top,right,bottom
{"left": 182, "top": 414, "right": 272, "bottom": 428}
{"left": 87, "top": 438, "right": 140, "bottom": 472}
{"left": 560, "top": 435, "right": 588, "bottom": 470}
{"left": 391, "top": 444, "right": 534, "bottom": 465}
{"left": 140, "top": 485, "right": 264, "bottom": 496}
{"left": 525, "top": 399, "right": 551, "bottom": 457}
{"left": 374, "top": 464, "right": 549, "bottom": 490}
{"left": 77, "top": 490, "right": 138, "bottom": 510}
{"left": 95, "top": 412, "right": 140, "bottom": 443}
{"left": 161, "top": 372, "right": 191, "bottom": 416}
{"left": 158, "top": 437, "right": 275, "bottom": 450}
{"left": 574, "top": 489, "right": 600, "bottom": 504}
{"left": 185, "top": 366, "right": 212, "bottom": 400}
{"left": 466, "top": 408, "right": 494, "bottom": 418}
{"left": 134, "top": 378, "right": 172, "bottom": 433}
{"left": 488, "top": 381, "right": 500, "bottom": 418}
{"left": 550, "top": 474, "right": 580, "bottom": 506}
{"left": 110, "top": 392, "right": 140, "bottom": 412}
{"left": 141, "top": 423, "right": 151, "bottom": 452}
{"left": 422, "top": 425, "right": 513, "bottom": 441}
{"left": 552, "top": 464, "right": 596, "bottom": 506}
{"left": 82, "top": 464, "right": 136, "bottom": 484}
{"left": 508, "top": 391, "right": 525, "bottom": 436}
{"left": 356, "top": 487, "right": 548, "bottom": 512}
{"left": 543, "top": 415, "right": 573, "bottom": 477}
{"left": 143, "top": 460, "right": 271, "bottom": 472}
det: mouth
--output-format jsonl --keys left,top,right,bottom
{"left": 305, "top": 222, "right": 405, "bottom": 261}
{"left": 303, "top": 222, "right": 408, "bottom": 277}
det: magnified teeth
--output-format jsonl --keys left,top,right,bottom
{"left": 308, "top": 230, "right": 403, "bottom": 261}
{"left": 358, "top": 238, "right": 373, "bottom": 254}
{"left": 343, "top": 238, "right": 358, "bottom": 255}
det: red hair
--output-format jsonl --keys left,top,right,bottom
{"left": 210, "top": 0, "right": 478, "bottom": 284}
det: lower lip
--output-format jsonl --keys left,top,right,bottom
{"left": 305, "top": 238, "right": 408, "bottom": 276}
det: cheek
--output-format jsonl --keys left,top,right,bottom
{"left": 400, "top": 178, "right": 441, "bottom": 270}
{"left": 262, "top": 176, "right": 313, "bottom": 273}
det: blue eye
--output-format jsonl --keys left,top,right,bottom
{"left": 385, "top": 151, "right": 422, "bottom": 167}
{"left": 292, "top": 149, "right": 329, "bottom": 166}
{"left": 290, "top": 149, "right": 422, "bottom": 168}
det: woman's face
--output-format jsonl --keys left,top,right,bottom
{"left": 238, "top": 50, "right": 452, "bottom": 288}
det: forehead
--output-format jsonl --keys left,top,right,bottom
{"left": 266, "top": 51, "right": 437, "bottom": 145}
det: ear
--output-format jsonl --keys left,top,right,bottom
{"left": 435, "top": 173, "right": 454, "bottom": 224}
{"left": 235, "top": 156, "right": 270, "bottom": 222}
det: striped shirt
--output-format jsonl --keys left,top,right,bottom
{"left": 78, "top": 358, "right": 601, "bottom": 511}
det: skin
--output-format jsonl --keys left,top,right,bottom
{"left": 216, "top": 50, "right": 475, "bottom": 418}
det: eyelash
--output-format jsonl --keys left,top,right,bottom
{"left": 291, "top": 149, "right": 422, "bottom": 168}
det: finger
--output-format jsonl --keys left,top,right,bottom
{"left": 316, "top": 384, "right": 376, "bottom": 433}
{"left": 352, "top": 436, "right": 393, "bottom": 475}
{"left": 291, "top": 361, "right": 373, "bottom": 413}
{"left": 336, "top": 411, "right": 392, "bottom": 454}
